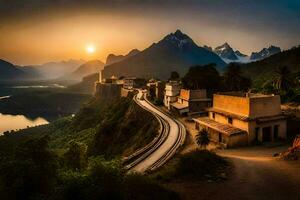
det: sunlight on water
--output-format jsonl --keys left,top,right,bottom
{"left": 0, "top": 113, "right": 49, "bottom": 135}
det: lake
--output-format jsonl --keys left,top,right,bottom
{"left": 0, "top": 113, "right": 49, "bottom": 135}
{"left": 0, "top": 95, "right": 49, "bottom": 135}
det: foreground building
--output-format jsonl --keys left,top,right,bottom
{"left": 193, "top": 92, "right": 287, "bottom": 148}
{"left": 171, "top": 89, "right": 211, "bottom": 115}
{"left": 164, "top": 81, "right": 181, "bottom": 109}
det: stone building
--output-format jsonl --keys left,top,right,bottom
{"left": 164, "top": 81, "right": 181, "bottom": 109}
{"left": 193, "top": 92, "right": 287, "bottom": 148}
{"left": 171, "top": 89, "right": 211, "bottom": 115}
{"left": 123, "top": 77, "right": 146, "bottom": 90}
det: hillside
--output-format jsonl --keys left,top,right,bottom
{"left": 106, "top": 49, "right": 140, "bottom": 65}
{"left": 68, "top": 60, "right": 104, "bottom": 80}
{"left": 242, "top": 45, "right": 300, "bottom": 82}
{"left": 68, "top": 73, "right": 99, "bottom": 94}
{"left": 30, "top": 59, "right": 85, "bottom": 79}
{"left": 102, "top": 30, "right": 226, "bottom": 79}
{"left": 0, "top": 59, "right": 40, "bottom": 80}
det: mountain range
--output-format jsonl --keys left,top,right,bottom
{"left": 106, "top": 49, "right": 140, "bottom": 65}
{"left": 102, "top": 30, "right": 226, "bottom": 79}
{"left": 242, "top": 45, "right": 300, "bottom": 81}
{"left": 29, "top": 59, "right": 86, "bottom": 79}
{"left": 212, "top": 43, "right": 281, "bottom": 64}
{"left": 0, "top": 29, "right": 293, "bottom": 81}
{"left": 0, "top": 59, "right": 41, "bottom": 80}
{"left": 67, "top": 60, "right": 105, "bottom": 80}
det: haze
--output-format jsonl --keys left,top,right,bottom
{"left": 0, "top": 0, "right": 299, "bottom": 65}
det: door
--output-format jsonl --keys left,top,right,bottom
{"left": 262, "top": 127, "right": 272, "bottom": 142}
{"left": 274, "top": 125, "right": 279, "bottom": 140}
{"left": 219, "top": 133, "right": 222, "bottom": 143}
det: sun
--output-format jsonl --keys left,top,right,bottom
{"left": 86, "top": 45, "right": 96, "bottom": 54}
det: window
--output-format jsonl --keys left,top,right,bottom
{"left": 228, "top": 117, "right": 233, "bottom": 124}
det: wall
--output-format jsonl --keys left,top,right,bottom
{"left": 213, "top": 94, "right": 250, "bottom": 117}
{"left": 249, "top": 95, "right": 281, "bottom": 118}
{"left": 95, "top": 83, "right": 121, "bottom": 99}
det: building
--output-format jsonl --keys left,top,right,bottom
{"left": 171, "top": 89, "right": 211, "bottom": 115}
{"left": 164, "top": 81, "right": 181, "bottom": 109}
{"left": 147, "top": 81, "right": 165, "bottom": 102}
{"left": 94, "top": 71, "right": 121, "bottom": 99}
{"left": 193, "top": 92, "right": 287, "bottom": 148}
{"left": 123, "top": 77, "right": 146, "bottom": 90}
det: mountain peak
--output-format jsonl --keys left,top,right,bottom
{"left": 214, "top": 42, "right": 238, "bottom": 61}
{"left": 250, "top": 45, "right": 281, "bottom": 60}
{"left": 163, "top": 30, "right": 195, "bottom": 49}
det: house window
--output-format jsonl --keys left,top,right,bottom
{"left": 212, "top": 113, "right": 215, "bottom": 119}
{"left": 228, "top": 117, "right": 233, "bottom": 124}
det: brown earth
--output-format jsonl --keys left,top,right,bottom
{"left": 165, "top": 118, "right": 300, "bottom": 200}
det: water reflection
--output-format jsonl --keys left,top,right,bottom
{"left": 0, "top": 113, "right": 48, "bottom": 135}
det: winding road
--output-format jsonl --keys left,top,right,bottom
{"left": 124, "top": 90, "right": 186, "bottom": 173}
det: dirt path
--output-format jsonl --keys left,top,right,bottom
{"left": 168, "top": 146, "right": 300, "bottom": 200}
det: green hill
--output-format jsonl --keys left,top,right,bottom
{"left": 242, "top": 45, "right": 300, "bottom": 83}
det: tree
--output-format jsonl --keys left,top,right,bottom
{"left": 63, "top": 141, "right": 87, "bottom": 171}
{"left": 182, "top": 64, "right": 221, "bottom": 91}
{"left": 195, "top": 129, "right": 210, "bottom": 149}
{"left": 272, "top": 66, "right": 293, "bottom": 92}
{"left": 223, "top": 63, "right": 251, "bottom": 91}
{"left": 0, "top": 136, "right": 58, "bottom": 199}
{"left": 169, "top": 71, "right": 180, "bottom": 81}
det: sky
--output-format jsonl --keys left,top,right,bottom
{"left": 0, "top": 0, "right": 299, "bottom": 65}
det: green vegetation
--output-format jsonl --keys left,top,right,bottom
{"left": 169, "top": 71, "right": 180, "bottom": 81}
{"left": 195, "top": 129, "right": 210, "bottom": 149}
{"left": 0, "top": 136, "right": 178, "bottom": 200}
{"left": 182, "top": 64, "right": 221, "bottom": 92}
{"left": 223, "top": 63, "right": 251, "bottom": 92}
{"left": 154, "top": 150, "right": 229, "bottom": 181}
{"left": 0, "top": 96, "right": 175, "bottom": 200}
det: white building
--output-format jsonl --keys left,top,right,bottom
{"left": 164, "top": 81, "right": 181, "bottom": 109}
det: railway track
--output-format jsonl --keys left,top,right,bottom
{"left": 123, "top": 91, "right": 186, "bottom": 173}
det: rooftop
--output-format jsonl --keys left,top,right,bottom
{"left": 217, "top": 92, "right": 275, "bottom": 98}
{"left": 193, "top": 117, "right": 246, "bottom": 136}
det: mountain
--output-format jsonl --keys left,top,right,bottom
{"left": 214, "top": 43, "right": 238, "bottom": 61}
{"left": 0, "top": 59, "right": 40, "bottom": 80}
{"left": 102, "top": 30, "right": 226, "bottom": 79}
{"left": 68, "top": 60, "right": 104, "bottom": 80}
{"left": 68, "top": 73, "right": 99, "bottom": 94}
{"left": 213, "top": 43, "right": 252, "bottom": 63}
{"left": 106, "top": 49, "right": 140, "bottom": 65}
{"left": 250, "top": 46, "right": 281, "bottom": 61}
{"left": 242, "top": 45, "right": 300, "bottom": 81}
{"left": 31, "top": 59, "right": 86, "bottom": 79}
{"left": 235, "top": 50, "right": 247, "bottom": 57}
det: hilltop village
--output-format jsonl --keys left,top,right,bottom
{"left": 95, "top": 70, "right": 289, "bottom": 149}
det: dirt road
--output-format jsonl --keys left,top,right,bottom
{"left": 168, "top": 145, "right": 300, "bottom": 200}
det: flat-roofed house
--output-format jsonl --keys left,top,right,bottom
{"left": 171, "top": 89, "right": 211, "bottom": 115}
{"left": 164, "top": 81, "right": 181, "bottom": 109}
{"left": 193, "top": 92, "right": 287, "bottom": 148}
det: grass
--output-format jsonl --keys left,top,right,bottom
{"left": 153, "top": 149, "right": 229, "bottom": 182}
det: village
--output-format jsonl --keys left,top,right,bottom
{"left": 95, "top": 71, "right": 290, "bottom": 150}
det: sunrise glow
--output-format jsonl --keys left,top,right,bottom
{"left": 86, "top": 45, "right": 96, "bottom": 54}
